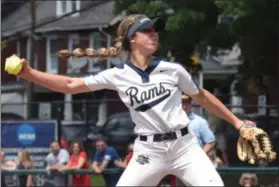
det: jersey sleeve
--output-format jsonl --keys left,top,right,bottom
{"left": 177, "top": 65, "right": 199, "bottom": 95}
{"left": 83, "top": 68, "right": 117, "bottom": 91}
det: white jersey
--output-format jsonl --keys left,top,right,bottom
{"left": 84, "top": 57, "right": 199, "bottom": 135}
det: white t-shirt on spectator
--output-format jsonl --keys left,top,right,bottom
{"left": 45, "top": 149, "right": 70, "bottom": 186}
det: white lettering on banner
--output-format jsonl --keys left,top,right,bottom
{"left": 18, "top": 134, "right": 36, "bottom": 140}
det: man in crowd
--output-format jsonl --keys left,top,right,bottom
{"left": 45, "top": 140, "right": 70, "bottom": 186}
{"left": 174, "top": 95, "right": 217, "bottom": 186}
{"left": 182, "top": 94, "right": 216, "bottom": 153}
{"left": 92, "top": 137, "right": 126, "bottom": 187}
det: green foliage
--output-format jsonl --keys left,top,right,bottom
{"left": 114, "top": 0, "right": 219, "bottom": 65}
{"left": 114, "top": 0, "right": 277, "bottom": 77}
{"left": 218, "top": 0, "right": 277, "bottom": 76}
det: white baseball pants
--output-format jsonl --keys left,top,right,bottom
{"left": 116, "top": 132, "right": 224, "bottom": 186}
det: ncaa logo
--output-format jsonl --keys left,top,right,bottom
{"left": 17, "top": 124, "right": 36, "bottom": 146}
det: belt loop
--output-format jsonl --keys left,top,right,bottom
{"left": 176, "top": 130, "right": 182, "bottom": 137}
{"left": 147, "top": 135, "right": 153, "bottom": 143}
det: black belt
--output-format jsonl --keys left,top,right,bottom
{"left": 139, "top": 126, "right": 189, "bottom": 142}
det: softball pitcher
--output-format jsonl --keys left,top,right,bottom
{"left": 5, "top": 14, "right": 276, "bottom": 186}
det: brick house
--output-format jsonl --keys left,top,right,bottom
{"left": 1, "top": 1, "right": 128, "bottom": 122}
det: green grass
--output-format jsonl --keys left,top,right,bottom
{"left": 91, "top": 175, "right": 105, "bottom": 187}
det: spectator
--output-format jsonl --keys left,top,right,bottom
{"left": 17, "top": 149, "right": 35, "bottom": 187}
{"left": 1, "top": 150, "right": 17, "bottom": 171}
{"left": 92, "top": 138, "right": 126, "bottom": 187}
{"left": 239, "top": 173, "right": 258, "bottom": 187}
{"left": 59, "top": 136, "right": 69, "bottom": 150}
{"left": 182, "top": 94, "right": 216, "bottom": 153}
{"left": 59, "top": 141, "right": 91, "bottom": 187}
{"left": 45, "top": 140, "right": 70, "bottom": 186}
{"left": 1, "top": 150, "right": 17, "bottom": 187}
{"left": 174, "top": 95, "right": 217, "bottom": 187}
{"left": 124, "top": 143, "right": 134, "bottom": 165}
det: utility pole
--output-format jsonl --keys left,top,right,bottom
{"left": 27, "top": 0, "right": 36, "bottom": 119}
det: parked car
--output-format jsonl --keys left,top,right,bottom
{"left": 87, "top": 112, "right": 137, "bottom": 157}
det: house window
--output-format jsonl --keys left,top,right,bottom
{"left": 93, "top": 32, "right": 101, "bottom": 49}
{"left": 68, "top": 34, "right": 87, "bottom": 73}
{"left": 88, "top": 32, "right": 107, "bottom": 72}
{"left": 61, "top": 1, "right": 67, "bottom": 14}
{"left": 56, "top": 0, "right": 81, "bottom": 17}
{"left": 46, "top": 37, "right": 58, "bottom": 74}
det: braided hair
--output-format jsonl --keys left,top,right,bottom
{"left": 56, "top": 14, "right": 147, "bottom": 59}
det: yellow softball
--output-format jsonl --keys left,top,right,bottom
{"left": 5, "top": 54, "right": 23, "bottom": 75}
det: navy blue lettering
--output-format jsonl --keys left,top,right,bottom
{"left": 125, "top": 83, "right": 171, "bottom": 111}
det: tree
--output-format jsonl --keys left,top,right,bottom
{"left": 115, "top": 0, "right": 278, "bottom": 103}
{"left": 115, "top": 0, "right": 219, "bottom": 67}
{"left": 215, "top": 0, "right": 277, "bottom": 75}
{"left": 215, "top": 0, "right": 278, "bottom": 104}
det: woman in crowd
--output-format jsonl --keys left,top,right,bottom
{"left": 16, "top": 149, "right": 35, "bottom": 187}
{"left": 239, "top": 173, "right": 258, "bottom": 187}
{"left": 1, "top": 150, "right": 17, "bottom": 187}
{"left": 59, "top": 141, "right": 91, "bottom": 187}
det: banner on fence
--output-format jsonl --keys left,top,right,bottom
{"left": 1, "top": 120, "right": 58, "bottom": 186}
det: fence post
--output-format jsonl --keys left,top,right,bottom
{"left": 57, "top": 103, "right": 63, "bottom": 141}
{"left": 64, "top": 173, "right": 68, "bottom": 187}
{"left": 83, "top": 99, "right": 89, "bottom": 126}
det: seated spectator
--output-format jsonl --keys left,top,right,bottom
{"left": 17, "top": 149, "right": 35, "bottom": 187}
{"left": 124, "top": 143, "right": 134, "bottom": 165}
{"left": 1, "top": 150, "right": 17, "bottom": 171}
{"left": 45, "top": 140, "right": 70, "bottom": 186}
{"left": 92, "top": 138, "right": 126, "bottom": 187}
{"left": 239, "top": 173, "right": 258, "bottom": 187}
{"left": 1, "top": 150, "right": 17, "bottom": 187}
{"left": 59, "top": 141, "right": 91, "bottom": 187}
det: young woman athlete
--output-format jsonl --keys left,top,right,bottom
{"left": 7, "top": 14, "right": 250, "bottom": 186}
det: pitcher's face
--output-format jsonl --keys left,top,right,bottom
{"left": 131, "top": 27, "right": 159, "bottom": 56}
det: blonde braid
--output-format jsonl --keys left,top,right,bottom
{"left": 57, "top": 14, "right": 147, "bottom": 59}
